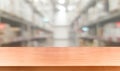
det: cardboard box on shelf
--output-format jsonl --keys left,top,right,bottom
{"left": 0, "top": 0, "right": 33, "bottom": 22}
{"left": 34, "top": 13, "right": 44, "bottom": 27}
{"left": 21, "top": 0, "right": 33, "bottom": 22}
{"left": 95, "top": 0, "right": 108, "bottom": 19}
{"left": 109, "top": 0, "right": 120, "bottom": 12}
{"left": 103, "top": 22, "right": 120, "bottom": 42}
{"left": 80, "top": 14, "right": 88, "bottom": 26}
{"left": 0, "top": 23, "right": 17, "bottom": 44}
{"left": 88, "top": 7, "right": 95, "bottom": 22}
{"left": 78, "top": 15, "right": 83, "bottom": 26}
{"left": 0, "top": 0, "right": 12, "bottom": 13}
{"left": 22, "top": 31, "right": 31, "bottom": 39}
{"left": 97, "top": 27, "right": 103, "bottom": 37}
{"left": 103, "top": 23, "right": 114, "bottom": 40}
{"left": 12, "top": 27, "right": 20, "bottom": 32}
{"left": 12, "top": 0, "right": 22, "bottom": 18}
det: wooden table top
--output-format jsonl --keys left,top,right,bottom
{"left": 0, "top": 66, "right": 120, "bottom": 71}
{"left": 0, "top": 47, "right": 119, "bottom": 66}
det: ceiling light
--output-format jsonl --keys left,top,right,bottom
{"left": 34, "top": 0, "right": 39, "bottom": 2}
{"left": 58, "top": 0, "right": 65, "bottom": 4}
{"left": 82, "top": 27, "right": 89, "bottom": 32}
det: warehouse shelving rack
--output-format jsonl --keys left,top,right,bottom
{"left": 79, "top": 10, "right": 120, "bottom": 46}
{"left": 70, "top": 0, "right": 97, "bottom": 46}
{"left": 0, "top": 1, "right": 53, "bottom": 47}
{"left": 71, "top": 0, "right": 120, "bottom": 46}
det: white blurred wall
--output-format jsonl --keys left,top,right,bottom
{"left": 53, "top": 9, "right": 70, "bottom": 47}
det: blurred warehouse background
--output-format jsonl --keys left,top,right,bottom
{"left": 0, "top": 0, "right": 120, "bottom": 47}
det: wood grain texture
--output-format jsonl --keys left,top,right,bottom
{"left": 0, "top": 66, "right": 120, "bottom": 71}
{"left": 0, "top": 47, "right": 120, "bottom": 66}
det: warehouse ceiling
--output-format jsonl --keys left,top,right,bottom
{"left": 50, "top": 0, "right": 91, "bottom": 24}
{"left": 30, "top": 0, "right": 90, "bottom": 25}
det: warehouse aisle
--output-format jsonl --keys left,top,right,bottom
{"left": 0, "top": 0, "right": 120, "bottom": 47}
{"left": 53, "top": 5, "right": 70, "bottom": 47}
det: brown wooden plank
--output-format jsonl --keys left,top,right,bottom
{"left": 0, "top": 66, "right": 120, "bottom": 71}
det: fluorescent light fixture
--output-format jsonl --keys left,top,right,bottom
{"left": 58, "top": 0, "right": 65, "bottom": 4}
{"left": 56, "top": 5, "right": 66, "bottom": 11}
{"left": 82, "top": 27, "right": 89, "bottom": 32}
{"left": 34, "top": 0, "right": 39, "bottom": 2}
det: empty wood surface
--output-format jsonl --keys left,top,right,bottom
{"left": 0, "top": 47, "right": 120, "bottom": 66}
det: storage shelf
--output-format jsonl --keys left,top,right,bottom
{"left": 80, "top": 11, "right": 120, "bottom": 28}
{"left": 0, "top": 36, "right": 47, "bottom": 46}
{"left": 25, "top": 0, "right": 44, "bottom": 17}
{"left": 79, "top": 36, "right": 103, "bottom": 43}
{"left": 0, "top": 10, "right": 25, "bottom": 26}
{"left": 81, "top": 0, "right": 96, "bottom": 14}
{"left": 0, "top": 10, "right": 52, "bottom": 33}
{"left": 80, "top": 35, "right": 120, "bottom": 44}
{"left": 73, "top": 0, "right": 96, "bottom": 23}
{"left": 80, "top": 36, "right": 101, "bottom": 40}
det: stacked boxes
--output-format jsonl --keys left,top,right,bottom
{"left": 20, "top": 0, "right": 33, "bottom": 22}
{"left": 95, "top": 0, "right": 108, "bottom": 19}
{"left": 0, "top": 0, "right": 33, "bottom": 22}
{"left": 12, "top": 0, "right": 21, "bottom": 17}
{"left": 109, "top": 0, "right": 120, "bottom": 12}
{"left": 103, "top": 23, "right": 114, "bottom": 41}
{"left": 103, "top": 22, "right": 120, "bottom": 42}
{"left": 88, "top": 7, "right": 95, "bottom": 22}
{"left": 0, "top": 23, "right": 16, "bottom": 44}
{"left": 0, "top": 0, "right": 12, "bottom": 13}
{"left": 34, "top": 14, "right": 44, "bottom": 27}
